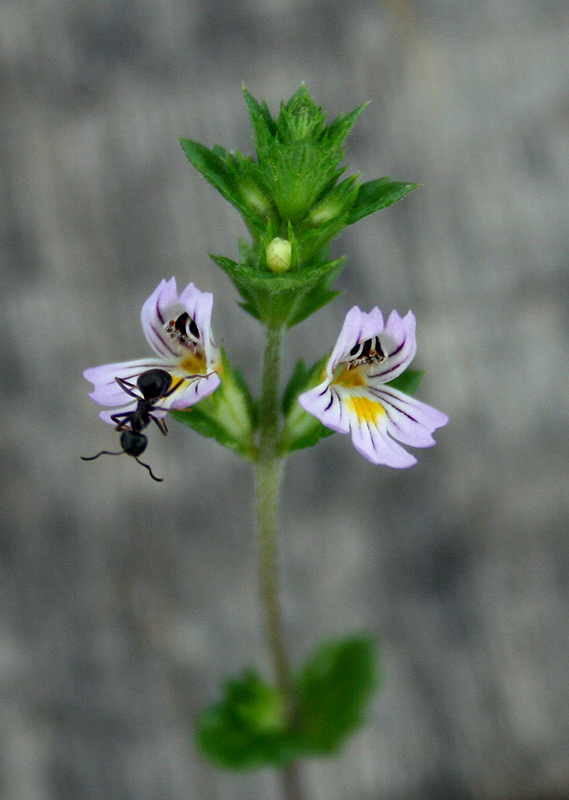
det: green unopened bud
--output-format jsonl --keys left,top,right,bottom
{"left": 241, "top": 182, "right": 272, "bottom": 218}
{"left": 266, "top": 237, "right": 292, "bottom": 273}
{"left": 307, "top": 196, "right": 343, "bottom": 227}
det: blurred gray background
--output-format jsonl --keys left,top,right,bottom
{"left": 1, "top": 0, "right": 569, "bottom": 798}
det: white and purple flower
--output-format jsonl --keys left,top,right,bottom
{"left": 84, "top": 278, "right": 221, "bottom": 425}
{"left": 298, "top": 306, "right": 448, "bottom": 467}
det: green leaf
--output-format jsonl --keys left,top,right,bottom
{"left": 197, "top": 671, "right": 296, "bottom": 771}
{"left": 210, "top": 254, "right": 345, "bottom": 328}
{"left": 322, "top": 102, "right": 368, "bottom": 152}
{"left": 242, "top": 85, "right": 275, "bottom": 155}
{"left": 285, "top": 277, "right": 342, "bottom": 328}
{"left": 386, "top": 368, "right": 425, "bottom": 395}
{"left": 180, "top": 139, "right": 243, "bottom": 210}
{"left": 346, "top": 178, "right": 420, "bottom": 225}
{"left": 295, "top": 636, "right": 379, "bottom": 756}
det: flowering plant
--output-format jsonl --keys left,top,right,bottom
{"left": 83, "top": 87, "right": 447, "bottom": 796}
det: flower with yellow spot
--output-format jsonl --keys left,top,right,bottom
{"left": 298, "top": 306, "right": 448, "bottom": 467}
{"left": 84, "top": 278, "right": 221, "bottom": 426}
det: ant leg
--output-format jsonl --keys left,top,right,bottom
{"left": 148, "top": 413, "right": 169, "bottom": 435}
{"left": 115, "top": 376, "right": 141, "bottom": 400}
{"left": 135, "top": 457, "right": 163, "bottom": 482}
{"left": 111, "top": 411, "right": 135, "bottom": 430}
{"left": 81, "top": 450, "right": 123, "bottom": 461}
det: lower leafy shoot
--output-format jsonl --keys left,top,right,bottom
{"left": 197, "top": 636, "right": 378, "bottom": 770}
{"left": 197, "top": 671, "right": 295, "bottom": 770}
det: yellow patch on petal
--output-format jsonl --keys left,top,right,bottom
{"left": 169, "top": 376, "right": 188, "bottom": 393}
{"left": 180, "top": 352, "right": 207, "bottom": 375}
{"left": 346, "top": 395, "right": 386, "bottom": 424}
{"left": 334, "top": 365, "right": 365, "bottom": 388}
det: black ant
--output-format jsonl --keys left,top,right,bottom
{"left": 82, "top": 368, "right": 178, "bottom": 482}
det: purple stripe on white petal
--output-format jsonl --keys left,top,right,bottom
{"left": 371, "top": 385, "right": 448, "bottom": 448}
{"left": 329, "top": 307, "right": 368, "bottom": 372}
{"left": 168, "top": 371, "right": 221, "bottom": 409}
{"left": 346, "top": 407, "right": 417, "bottom": 467}
{"left": 141, "top": 278, "right": 182, "bottom": 358}
{"left": 298, "top": 383, "right": 350, "bottom": 434}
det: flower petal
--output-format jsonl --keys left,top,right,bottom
{"left": 328, "top": 306, "right": 385, "bottom": 374}
{"left": 371, "top": 385, "right": 449, "bottom": 448}
{"left": 179, "top": 282, "right": 219, "bottom": 367}
{"left": 348, "top": 408, "right": 418, "bottom": 467}
{"left": 366, "top": 310, "right": 417, "bottom": 383}
{"left": 166, "top": 370, "right": 221, "bottom": 410}
{"left": 298, "top": 382, "right": 351, "bottom": 434}
{"left": 140, "top": 277, "right": 182, "bottom": 359}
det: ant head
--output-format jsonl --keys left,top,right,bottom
{"left": 137, "top": 369, "right": 172, "bottom": 400}
{"left": 82, "top": 430, "right": 163, "bottom": 482}
{"left": 120, "top": 429, "right": 148, "bottom": 457}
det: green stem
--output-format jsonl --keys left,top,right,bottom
{"left": 254, "top": 324, "right": 307, "bottom": 800}
{"left": 255, "top": 324, "right": 291, "bottom": 698}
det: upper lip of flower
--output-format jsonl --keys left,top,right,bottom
{"left": 84, "top": 278, "right": 221, "bottom": 424}
{"left": 298, "top": 305, "right": 448, "bottom": 467}
{"left": 327, "top": 306, "right": 417, "bottom": 384}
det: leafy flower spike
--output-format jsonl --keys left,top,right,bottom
{"left": 298, "top": 307, "right": 448, "bottom": 467}
{"left": 84, "top": 278, "right": 221, "bottom": 424}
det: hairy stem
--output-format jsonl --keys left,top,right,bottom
{"left": 255, "top": 324, "right": 291, "bottom": 696}
{"left": 254, "top": 324, "right": 307, "bottom": 800}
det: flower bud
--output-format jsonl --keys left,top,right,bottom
{"left": 306, "top": 195, "right": 343, "bottom": 227}
{"left": 266, "top": 237, "right": 292, "bottom": 273}
{"left": 241, "top": 182, "right": 272, "bottom": 218}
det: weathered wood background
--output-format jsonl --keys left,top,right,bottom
{"left": 1, "top": 0, "right": 568, "bottom": 798}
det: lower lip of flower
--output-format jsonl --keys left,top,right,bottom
{"left": 346, "top": 395, "right": 386, "bottom": 425}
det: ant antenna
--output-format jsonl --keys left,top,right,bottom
{"left": 134, "top": 458, "right": 163, "bottom": 482}
{"left": 80, "top": 450, "right": 164, "bottom": 481}
{"left": 81, "top": 450, "right": 122, "bottom": 461}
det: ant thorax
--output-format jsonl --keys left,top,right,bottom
{"left": 346, "top": 336, "right": 387, "bottom": 370}
{"left": 165, "top": 311, "right": 202, "bottom": 352}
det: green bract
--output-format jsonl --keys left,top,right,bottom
{"left": 180, "top": 85, "right": 418, "bottom": 329}
{"left": 170, "top": 348, "right": 257, "bottom": 459}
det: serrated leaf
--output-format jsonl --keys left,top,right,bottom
{"left": 196, "top": 671, "right": 296, "bottom": 771}
{"left": 346, "top": 178, "right": 420, "bottom": 225}
{"left": 323, "top": 102, "right": 368, "bottom": 152}
{"left": 180, "top": 139, "right": 248, "bottom": 215}
{"left": 295, "top": 636, "right": 379, "bottom": 756}
{"left": 386, "top": 368, "right": 425, "bottom": 395}
{"left": 286, "top": 285, "right": 342, "bottom": 328}
{"left": 242, "top": 85, "right": 275, "bottom": 155}
{"left": 211, "top": 254, "right": 345, "bottom": 328}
